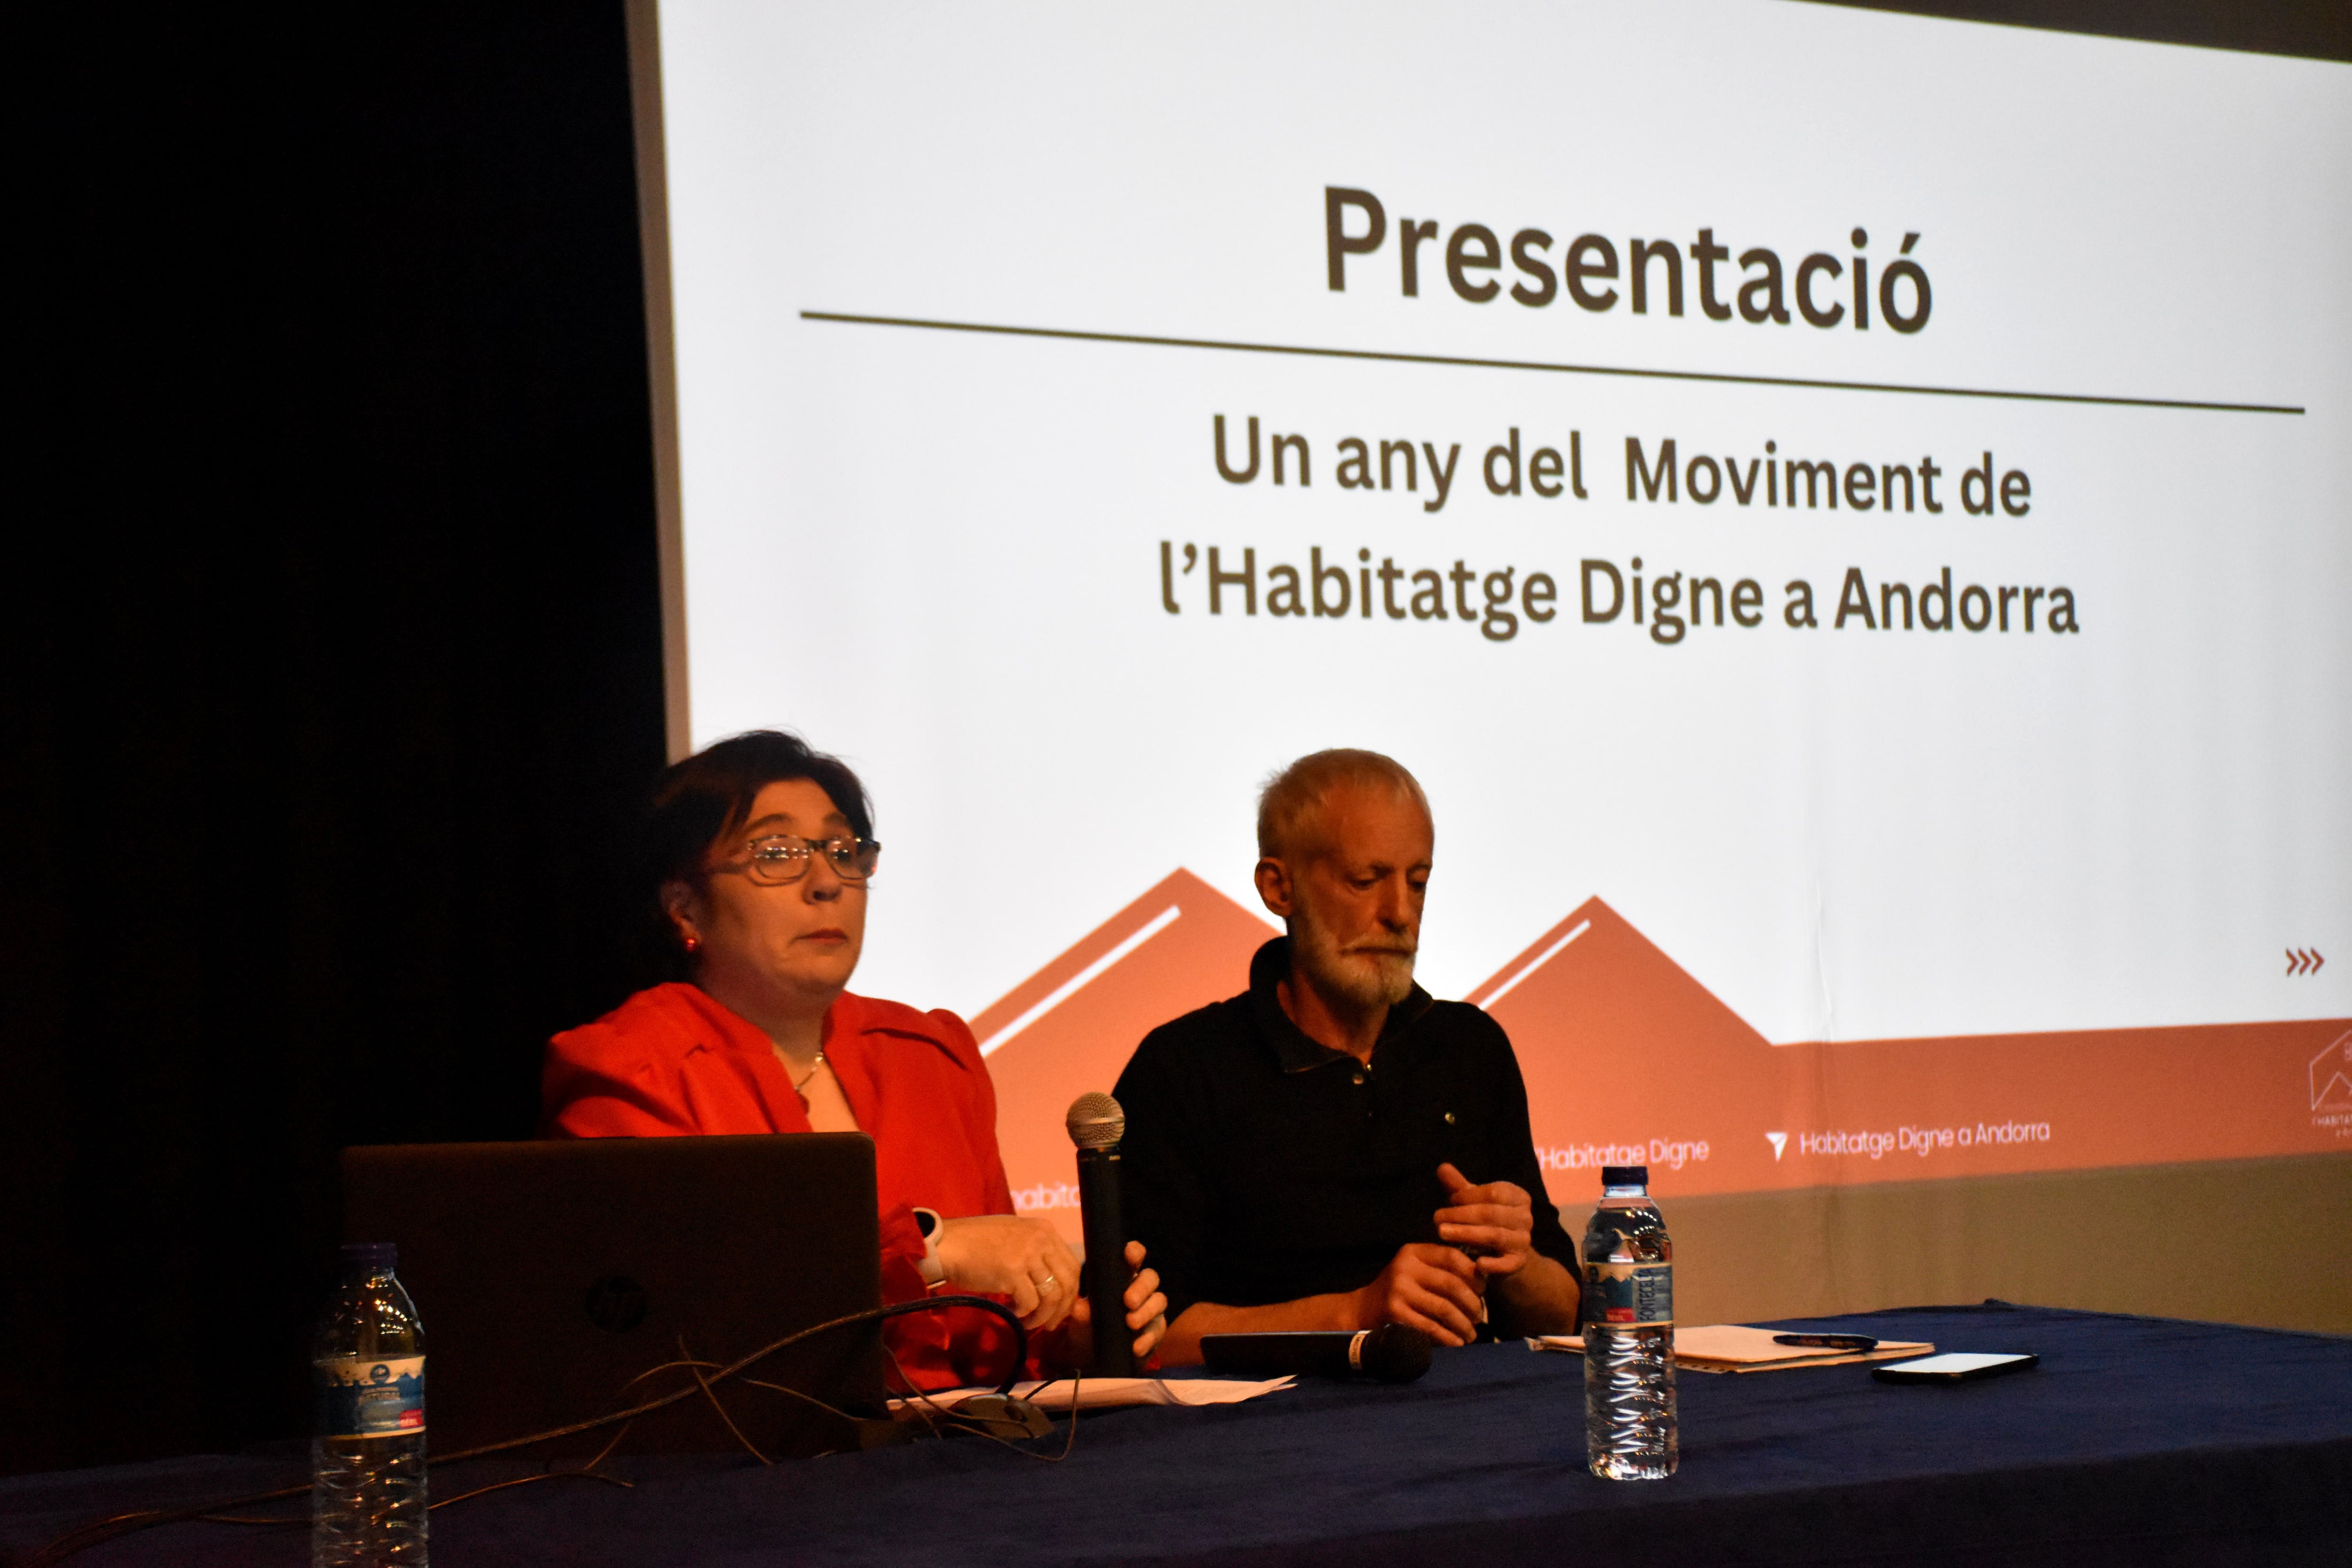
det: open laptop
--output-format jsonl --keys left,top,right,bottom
{"left": 340, "top": 1133, "right": 888, "bottom": 1460}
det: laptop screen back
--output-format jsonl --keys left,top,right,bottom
{"left": 340, "top": 1133, "right": 885, "bottom": 1458}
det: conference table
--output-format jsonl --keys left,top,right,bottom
{"left": 7, "top": 1303, "right": 2348, "bottom": 1567}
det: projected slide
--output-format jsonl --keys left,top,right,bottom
{"left": 647, "top": 0, "right": 2351, "bottom": 1231}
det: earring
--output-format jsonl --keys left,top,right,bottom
{"left": 683, "top": 935, "right": 700, "bottom": 954}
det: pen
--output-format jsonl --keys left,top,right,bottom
{"left": 1773, "top": 1333, "right": 1879, "bottom": 1351}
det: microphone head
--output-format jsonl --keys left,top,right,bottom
{"left": 1358, "top": 1323, "right": 1435, "bottom": 1384}
{"left": 1065, "top": 1092, "right": 1125, "bottom": 1149}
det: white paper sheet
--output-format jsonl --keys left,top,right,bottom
{"left": 892, "top": 1376, "right": 1294, "bottom": 1415}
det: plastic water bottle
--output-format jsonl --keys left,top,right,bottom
{"left": 1581, "top": 1164, "right": 1677, "bottom": 1480}
{"left": 313, "top": 1242, "right": 429, "bottom": 1565}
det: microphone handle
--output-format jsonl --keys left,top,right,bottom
{"left": 1199, "top": 1332, "right": 1361, "bottom": 1378}
{"left": 1074, "top": 1144, "right": 1134, "bottom": 1376}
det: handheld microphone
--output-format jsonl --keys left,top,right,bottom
{"left": 1065, "top": 1092, "right": 1134, "bottom": 1376}
{"left": 1199, "top": 1324, "right": 1435, "bottom": 1384}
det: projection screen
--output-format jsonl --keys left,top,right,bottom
{"left": 632, "top": 0, "right": 2351, "bottom": 1269}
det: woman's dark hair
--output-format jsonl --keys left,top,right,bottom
{"left": 639, "top": 730, "right": 874, "bottom": 976}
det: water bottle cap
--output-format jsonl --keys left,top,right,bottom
{"left": 341, "top": 1242, "right": 397, "bottom": 1271}
{"left": 1601, "top": 1164, "right": 1648, "bottom": 1187}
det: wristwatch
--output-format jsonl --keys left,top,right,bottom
{"left": 913, "top": 1207, "right": 947, "bottom": 1289}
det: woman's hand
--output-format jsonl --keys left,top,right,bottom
{"left": 1112, "top": 1241, "right": 1170, "bottom": 1361}
{"left": 1057, "top": 1241, "right": 1170, "bottom": 1368}
{"left": 934, "top": 1214, "right": 1083, "bottom": 1332}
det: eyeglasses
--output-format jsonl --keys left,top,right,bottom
{"left": 735, "top": 834, "right": 881, "bottom": 885}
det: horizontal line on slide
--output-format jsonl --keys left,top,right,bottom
{"left": 800, "top": 310, "right": 2304, "bottom": 415}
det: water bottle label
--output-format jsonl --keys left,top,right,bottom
{"left": 315, "top": 1355, "right": 425, "bottom": 1438}
{"left": 1582, "top": 1260, "right": 1673, "bottom": 1326}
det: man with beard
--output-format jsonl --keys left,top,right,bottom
{"left": 1114, "top": 749, "right": 1581, "bottom": 1364}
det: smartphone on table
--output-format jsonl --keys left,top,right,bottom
{"left": 1872, "top": 1352, "right": 2038, "bottom": 1384}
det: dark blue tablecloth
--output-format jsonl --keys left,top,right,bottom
{"left": 8, "top": 1303, "right": 2349, "bottom": 1567}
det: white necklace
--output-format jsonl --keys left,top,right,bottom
{"left": 792, "top": 1050, "right": 827, "bottom": 1105}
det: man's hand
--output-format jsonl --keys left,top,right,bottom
{"left": 934, "top": 1214, "right": 1084, "bottom": 1332}
{"left": 1353, "top": 1242, "right": 1487, "bottom": 1346}
{"left": 1434, "top": 1162, "right": 1536, "bottom": 1281}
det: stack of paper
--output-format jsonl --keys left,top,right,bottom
{"left": 1531, "top": 1324, "right": 1934, "bottom": 1373}
{"left": 892, "top": 1375, "right": 1295, "bottom": 1414}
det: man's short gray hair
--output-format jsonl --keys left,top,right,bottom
{"left": 1256, "top": 748, "right": 1430, "bottom": 860}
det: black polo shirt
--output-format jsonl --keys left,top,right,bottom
{"left": 1113, "top": 937, "right": 1578, "bottom": 1328}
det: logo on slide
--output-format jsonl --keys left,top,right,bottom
{"left": 2312, "top": 1033, "right": 2352, "bottom": 1114}
{"left": 1765, "top": 1131, "right": 1788, "bottom": 1161}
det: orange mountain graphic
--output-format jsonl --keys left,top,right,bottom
{"left": 1467, "top": 898, "right": 1799, "bottom": 1202}
{"left": 976, "top": 879, "right": 2350, "bottom": 1234}
{"left": 1472, "top": 897, "right": 2352, "bottom": 1202}
{"left": 975, "top": 869, "right": 1275, "bottom": 1242}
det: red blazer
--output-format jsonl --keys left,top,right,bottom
{"left": 543, "top": 982, "right": 1024, "bottom": 1391}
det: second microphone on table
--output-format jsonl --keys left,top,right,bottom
{"left": 1199, "top": 1325, "right": 1434, "bottom": 1384}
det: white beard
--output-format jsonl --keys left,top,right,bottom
{"left": 1290, "top": 901, "right": 1416, "bottom": 1009}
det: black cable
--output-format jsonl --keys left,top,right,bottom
{"left": 25, "top": 1294, "right": 1029, "bottom": 1568}
{"left": 429, "top": 1293, "right": 1026, "bottom": 1465}
{"left": 884, "top": 1345, "right": 1084, "bottom": 1462}
{"left": 189, "top": 1425, "right": 638, "bottom": 1528}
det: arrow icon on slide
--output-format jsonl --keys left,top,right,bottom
{"left": 2287, "top": 948, "right": 2326, "bottom": 976}
{"left": 1765, "top": 1132, "right": 1788, "bottom": 1161}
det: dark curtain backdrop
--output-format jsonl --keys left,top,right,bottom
{"left": 8, "top": 4, "right": 665, "bottom": 1474}
{"left": 7, "top": 0, "right": 2347, "bottom": 1480}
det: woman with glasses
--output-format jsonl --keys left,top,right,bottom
{"left": 542, "top": 730, "right": 1165, "bottom": 1390}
